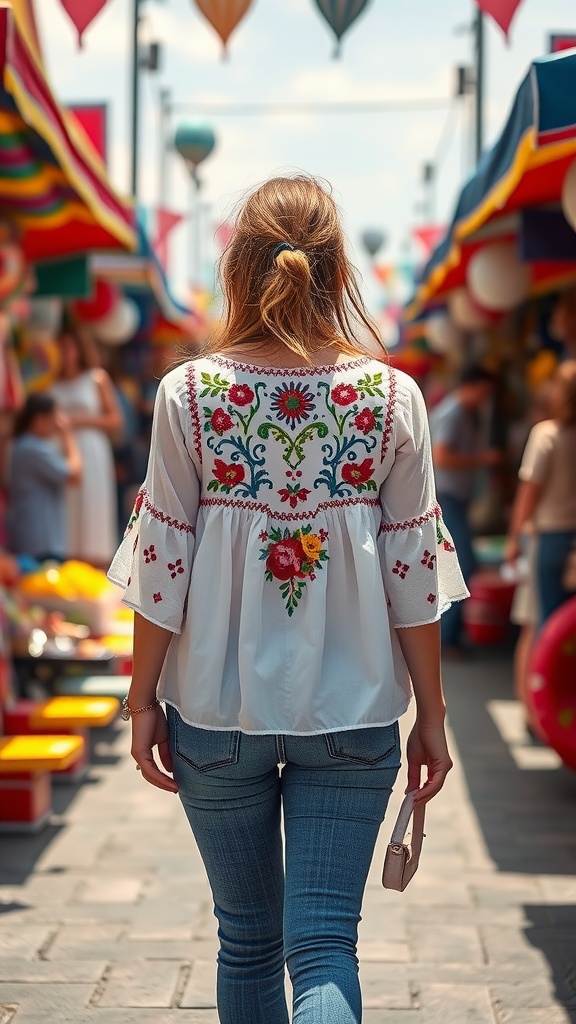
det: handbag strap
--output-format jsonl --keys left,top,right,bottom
{"left": 390, "top": 791, "right": 426, "bottom": 849}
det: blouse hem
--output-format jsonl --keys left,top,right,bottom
{"left": 391, "top": 587, "right": 470, "bottom": 630}
{"left": 161, "top": 695, "right": 411, "bottom": 736}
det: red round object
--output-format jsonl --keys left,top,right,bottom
{"left": 463, "top": 571, "right": 516, "bottom": 646}
{"left": 528, "top": 596, "right": 576, "bottom": 771}
{"left": 72, "top": 278, "right": 119, "bottom": 323}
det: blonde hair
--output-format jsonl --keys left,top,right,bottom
{"left": 206, "top": 174, "right": 383, "bottom": 363}
{"left": 554, "top": 359, "right": 576, "bottom": 425}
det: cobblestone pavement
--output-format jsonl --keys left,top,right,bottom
{"left": 1, "top": 647, "right": 576, "bottom": 1023}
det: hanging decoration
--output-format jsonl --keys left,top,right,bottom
{"left": 93, "top": 297, "right": 140, "bottom": 346}
{"left": 58, "top": 0, "right": 111, "bottom": 47}
{"left": 467, "top": 242, "right": 531, "bottom": 312}
{"left": 312, "top": 0, "right": 371, "bottom": 56}
{"left": 474, "top": 1, "right": 524, "bottom": 40}
{"left": 448, "top": 288, "right": 492, "bottom": 331}
{"left": 71, "top": 278, "right": 119, "bottom": 325}
{"left": 192, "top": 0, "right": 254, "bottom": 53}
{"left": 360, "top": 229, "right": 385, "bottom": 260}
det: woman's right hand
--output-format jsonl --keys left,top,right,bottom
{"left": 406, "top": 717, "right": 453, "bottom": 805}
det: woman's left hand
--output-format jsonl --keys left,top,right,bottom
{"left": 131, "top": 705, "right": 179, "bottom": 793}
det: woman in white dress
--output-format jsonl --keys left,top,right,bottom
{"left": 52, "top": 330, "right": 122, "bottom": 567}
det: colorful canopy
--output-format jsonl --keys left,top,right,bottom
{"left": 0, "top": 0, "right": 136, "bottom": 261}
{"left": 409, "top": 51, "right": 576, "bottom": 320}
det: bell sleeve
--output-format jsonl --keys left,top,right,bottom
{"left": 378, "top": 376, "right": 468, "bottom": 628}
{"left": 108, "top": 373, "right": 199, "bottom": 633}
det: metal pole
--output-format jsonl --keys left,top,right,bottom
{"left": 130, "top": 0, "right": 140, "bottom": 198}
{"left": 158, "top": 88, "right": 171, "bottom": 206}
{"left": 474, "top": 7, "right": 485, "bottom": 165}
{"left": 193, "top": 171, "right": 202, "bottom": 286}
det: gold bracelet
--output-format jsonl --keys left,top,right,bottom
{"left": 121, "top": 697, "right": 161, "bottom": 721}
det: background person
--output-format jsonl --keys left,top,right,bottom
{"left": 51, "top": 329, "right": 122, "bottom": 568}
{"left": 7, "top": 393, "right": 81, "bottom": 563}
{"left": 110, "top": 175, "right": 468, "bottom": 1024}
{"left": 505, "top": 360, "right": 576, "bottom": 628}
{"left": 430, "top": 366, "right": 501, "bottom": 655}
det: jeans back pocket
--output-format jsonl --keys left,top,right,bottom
{"left": 325, "top": 722, "right": 400, "bottom": 766}
{"left": 173, "top": 712, "right": 241, "bottom": 772}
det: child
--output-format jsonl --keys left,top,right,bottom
{"left": 8, "top": 393, "right": 81, "bottom": 563}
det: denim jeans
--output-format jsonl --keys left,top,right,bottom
{"left": 437, "top": 492, "right": 476, "bottom": 646}
{"left": 536, "top": 530, "right": 576, "bottom": 627}
{"left": 166, "top": 705, "right": 401, "bottom": 1024}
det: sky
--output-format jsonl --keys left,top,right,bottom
{"left": 35, "top": 0, "right": 576, "bottom": 310}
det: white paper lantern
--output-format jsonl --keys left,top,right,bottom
{"left": 467, "top": 242, "right": 531, "bottom": 311}
{"left": 448, "top": 288, "right": 491, "bottom": 331}
{"left": 426, "top": 312, "right": 463, "bottom": 355}
{"left": 561, "top": 158, "right": 576, "bottom": 232}
{"left": 94, "top": 297, "right": 139, "bottom": 346}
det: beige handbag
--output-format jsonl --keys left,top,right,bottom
{"left": 382, "top": 791, "right": 426, "bottom": 892}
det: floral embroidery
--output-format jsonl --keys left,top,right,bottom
{"left": 270, "top": 382, "right": 316, "bottom": 429}
{"left": 168, "top": 558, "right": 185, "bottom": 579}
{"left": 125, "top": 489, "right": 144, "bottom": 534}
{"left": 153, "top": 592, "right": 162, "bottom": 603}
{"left": 379, "top": 502, "right": 441, "bottom": 534}
{"left": 208, "top": 459, "right": 246, "bottom": 494}
{"left": 228, "top": 383, "right": 255, "bottom": 407}
{"left": 355, "top": 372, "right": 386, "bottom": 398}
{"left": 199, "top": 371, "right": 232, "bottom": 399}
{"left": 354, "top": 407, "right": 383, "bottom": 435}
{"left": 144, "top": 545, "right": 157, "bottom": 563}
{"left": 341, "top": 458, "right": 377, "bottom": 492}
{"left": 200, "top": 495, "right": 379, "bottom": 520}
{"left": 392, "top": 560, "right": 409, "bottom": 580}
{"left": 260, "top": 525, "right": 329, "bottom": 616}
{"left": 427, "top": 593, "right": 436, "bottom": 604}
{"left": 205, "top": 407, "right": 233, "bottom": 436}
{"left": 278, "top": 483, "right": 311, "bottom": 508}
{"left": 421, "top": 550, "right": 436, "bottom": 570}
{"left": 436, "top": 517, "right": 455, "bottom": 552}
{"left": 331, "top": 383, "right": 358, "bottom": 406}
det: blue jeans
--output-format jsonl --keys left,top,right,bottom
{"left": 437, "top": 492, "right": 476, "bottom": 646}
{"left": 166, "top": 706, "right": 401, "bottom": 1024}
{"left": 536, "top": 530, "right": 576, "bottom": 628}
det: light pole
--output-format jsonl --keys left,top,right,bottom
{"left": 130, "top": 0, "right": 162, "bottom": 200}
{"left": 158, "top": 87, "right": 171, "bottom": 206}
{"left": 474, "top": 7, "right": 485, "bottom": 164}
{"left": 174, "top": 123, "right": 217, "bottom": 286}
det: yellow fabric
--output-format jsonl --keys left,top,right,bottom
{"left": 0, "top": 734, "right": 84, "bottom": 772}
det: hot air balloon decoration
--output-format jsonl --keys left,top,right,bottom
{"left": 58, "top": 0, "right": 111, "bottom": 47}
{"left": 192, "top": 0, "right": 254, "bottom": 56}
{"left": 312, "top": 0, "right": 372, "bottom": 56}
{"left": 361, "top": 229, "right": 386, "bottom": 261}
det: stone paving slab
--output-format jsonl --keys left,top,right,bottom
{"left": 1, "top": 649, "right": 576, "bottom": 1022}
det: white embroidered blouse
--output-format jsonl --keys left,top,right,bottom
{"left": 108, "top": 355, "right": 468, "bottom": 735}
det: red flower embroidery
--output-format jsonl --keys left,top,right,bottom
{"left": 270, "top": 382, "right": 316, "bottom": 428}
{"left": 153, "top": 592, "right": 162, "bottom": 603}
{"left": 144, "top": 545, "right": 157, "bottom": 563}
{"left": 211, "top": 407, "right": 234, "bottom": 435}
{"left": 443, "top": 540, "right": 455, "bottom": 553}
{"left": 168, "top": 558, "right": 185, "bottom": 579}
{"left": 259, "top": 530, "right": 269, "bottom": 542}
{"left": 278, "top": 485, "right": 311, "bottom": 509}
{"left": 212, "top": 459, "right": 246, "bottom": 490}
{"left": 228, "top": 383, "right": 255, "bottom": 407}
{"left": 266, "top": 536, "right": 306, "bottom": 582}
{"left": 392, "top": 560, "right": 409, "bottom": 580}
{"left": 319, "top": 528, "right": 329, "bottom": 542}
{"left": 354, "top": 408, "right": 376, "bottom": 434}
{"left": 332, "top": 383, "right": 358, "bottom": 406}
{"left": 341, "top": 458, "right": 374, "bottom": 488}
{"left": 427, "top": 593, "right": 436, "bottom": 604}
{"left": 134, "top": 491, "right": 144, "bottom": 514}
{"left": 421, "top": 550, "right": 436, "bottom": 570}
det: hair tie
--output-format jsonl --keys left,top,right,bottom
{"left": 273, "top": 242, "right": 300, "bottom": 261}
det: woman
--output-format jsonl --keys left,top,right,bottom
{"left": 109, "top": 175, "right": 467, "bottom": 1024}
{"left": 52, "top": 330, "right": 122, "bottom": 567}
{"left": 8, "top": 393, "right": 81, "bottom": 563}
{"left": 506, "top": 360, "right": 576, "bottom": 627}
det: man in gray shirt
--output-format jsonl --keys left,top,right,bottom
{"left": 430, "top": 366, "right": 500, "bottom": 654}
{"left": 8, "top": 393, "right": 82, "bottom": 562}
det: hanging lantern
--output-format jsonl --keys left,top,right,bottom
{"left": 467, "top": 242, "right": 531, "bottom": 312}
{"left": 361, "top": 229, "right": 386, "bottom": 259}
{"left": 174, "top": 123, "right": 216, "bottom": 178}
{"left": 72, "top": 278, "right": 119, "bottom": 324}
{"left": 93, "top": 298, "right": 140, "bottom": 346}
{"left": 425, "top": 313, "right": 463, "bottom": 355}
{"left": 192, "top": 0, "right": 254, "bottom": 53}
{"left": 448, "top": 288, "right": 492, "bottom": 331}
{"left": 58, "top": 0, "right": 111, "bottom": 47}
{"left": 312, "top": 0, "right": 372, "bottom": 55}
